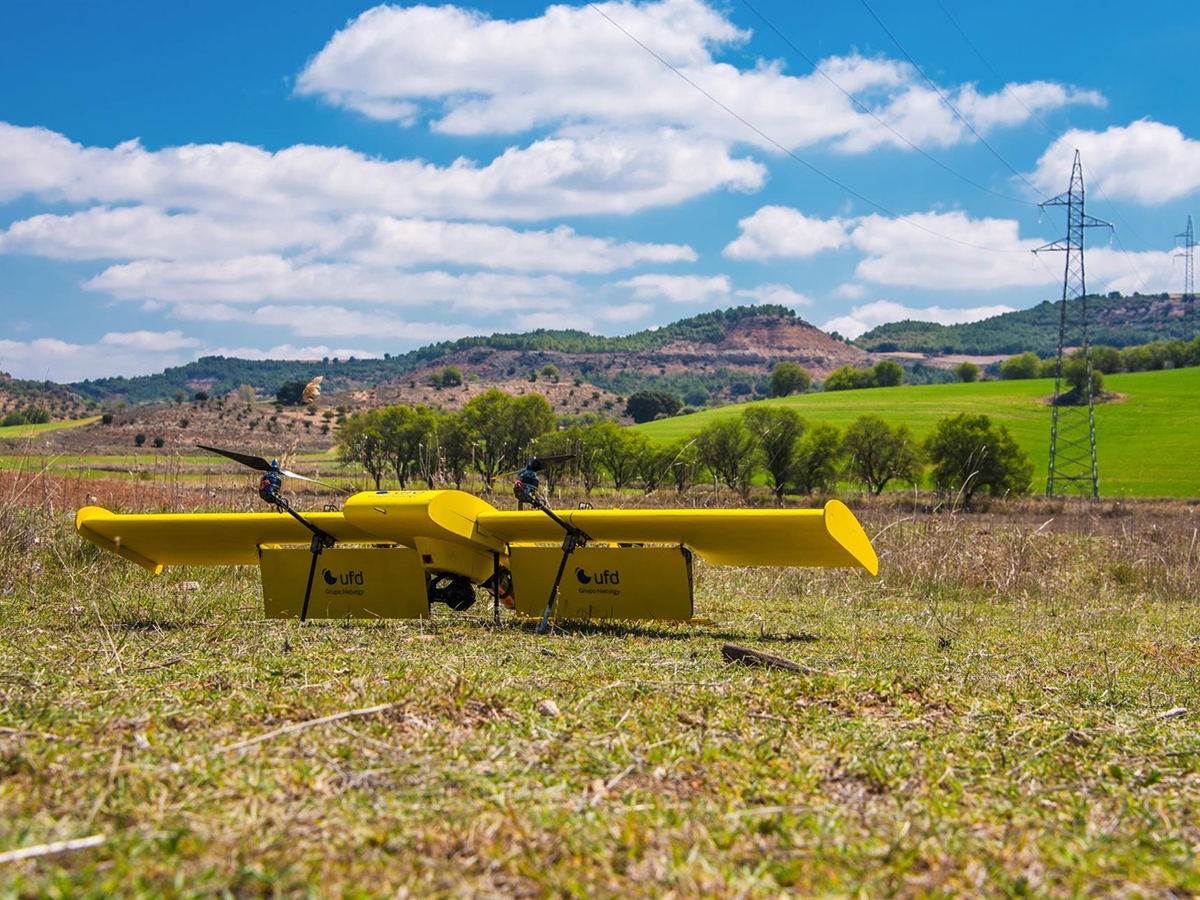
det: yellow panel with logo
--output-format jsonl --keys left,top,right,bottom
{"left": 508, "top": 545, "right": 693, "bottom": 622}
{"left": 260, "top": 546, "right": 429, "bottom": 619}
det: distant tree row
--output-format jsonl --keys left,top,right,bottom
{"left": 338, "top": 390, "right": 1032, "bottom": 508}
{"left": 824, "top": 359, "right": 904, "bottom": 391}
{"left": 999, "top": 334, "right": 1200, "bottom": 383}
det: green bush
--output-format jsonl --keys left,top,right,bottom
{"left": 924, "top": 413, "right": 1033, "bottom": 509}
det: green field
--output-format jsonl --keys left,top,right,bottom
{"left": 635, "top": 368, "right": 1200, "bottom": 498}
{"left": 0, "top": 415, "right": 100, "bottom": 440}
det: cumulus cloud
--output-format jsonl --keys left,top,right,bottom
{"left": 616, "top": 273, "right": 732, "bottom": 303}
{"left": 297, "top": 2, "right": 1101, "bottom": 153}
{"left": 822, "top": 300, "right": 1018, "bottom": 340}
{"left": 1029, "top": 120, "right": 1200, "bottom": 205}
{"left": 0, "top": 122, "right": 763, "bottom": 222}
{"left": 0, "top": 332, "right": 203, "bottom": 382}
{"left": 83, "top": 255, "right": 578, "bottom": 309}
{"left": 723, "top": 206, "right": 851, "bottom": 260}
{"left": 733, "top": 284, "right": 812, "bottom": 307}
{"left": 0, "top": 206, "right": 695, "bottom": 273}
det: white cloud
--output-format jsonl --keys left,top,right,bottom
{"left": 831, "top": 283, "right": 867, "bottom": 300}
{"left": 83, "top": 255, "right": 578, "bottom": 309}
{"left": 0, "top": 333, "right": 201, "bottom": 382}
{"left": 723, "top": 206, "right": 851, "bottom": 260}
{"left": 822, "top": 300, "right": 1017, "bottom": 340}
{"left": 98, "top": 329, "right": 201, "bottom": 351}
{"left": 617, "top": 273, "right": 731, "bottom": 303}
{"left": 297, "top": 2, "right": 1101, "bottom": 154}
{"left": 596, "top": 302, "right": 653, "bottom": 324}
{"left": 1029, "top": 120, "right": 1200, "bottom": 205}
{"left": 0, "top": 206, "right": 695, "bottom": 274}
{"left": 733, "top": 284, "right": 812, "bottom": 307}
{"left": 0, "top": 121, "right": 763, "bottom": 222}
{"left": 207, "top": 344, "right": 383, "bottom": 361}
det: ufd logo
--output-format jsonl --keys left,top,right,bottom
{"left": 323, "top": 569, "right": 364, "bottom": 586}
{"left": 575, "top": 567, "right": 619, "bottom": 585}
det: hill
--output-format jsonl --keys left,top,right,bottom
{"left": 855, "top": 293, "right": 1194, "bottom": 356}
{"left": 633, "top": 366, "right": 1200, "bottom": 498}
{"left": 68, "top": 306, "right": 868, "bottom": 407}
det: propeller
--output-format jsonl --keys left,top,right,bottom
{"left": 498, "top": 454, "right": 576, "bottom": 479}
{"left": 196, "top": 444, "right": 346, "bottom": 492}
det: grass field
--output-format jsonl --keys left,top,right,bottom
{"left": 0, "top": 415, "right": 100, "bottom": 440}
{"left": 1, "top": 495, "right": 1198, "bottom": 897}
{"left": 634, "top": 368, "right": 1200, "bottom": 498}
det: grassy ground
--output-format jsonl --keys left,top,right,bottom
{"left": 0, "top": 416, "right": 100, "bottom": 440}
{"left": 1, "top": 494, "right": 1198, "bottom": 897}
{"left": 634, "top": 367, "right": 1200, "bottom": 498}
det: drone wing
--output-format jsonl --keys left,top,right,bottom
{"left": 74, "top": 507, "right": 379, "bottom": 572}
{"left": 475, "top": 500, "right": 879, "bottom": 574}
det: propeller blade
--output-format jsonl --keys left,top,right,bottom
{"left": 529, "top": 453, "right": 575, "bottom": 471}
{"left": 196, "top": 444, "right": 274, "bottom": 472}
{"left": 279, "top": 469, "right": 349, "bottom": 493}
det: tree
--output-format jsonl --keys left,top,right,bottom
{"left": 338, "top": 409, "right": 387, "bottom": 489}
{"left": 540, "top": 363, "right": 560, "bottom": 383}
{"left": 1090, "top": 345, "right": 1123, "bottom": 375}
{"left": 768, "top": 361, "right": 812, "bottom": 398}
{"left": 999, "top": 352, "right": 1040, "bottom": 380}
{"left": 440, "top": 365, "right": 464, "bottom": 386}
{"left": 435, "top": 411, "right": 471, "bottom": 489}
{"left": 459, "top": 390, "right": 555, "bottom": 490}
{"left": 666, "top": 439, "right": 699, "bottom": 493}
{"left": 924, "top": 413, "right": 1033, "bottom": 509}
{"left": 841, "top": 415, "right": 922, "bottom": 494}
{"left": 743, "top": 406, "right": 806, "bottom": 502}
{"left": 695, "top": 418, "right": 758, "bottom": 497}
{"left": 134, "top": 433, "right": 146, "bottom": 447}
{"left": 1061, "top": 357, "right": 1104, "bottom": 400}
{"left": 872, "top": 359, "right": 904, "bottom": 387}
{"left": 790, "top": 423, "right": 842, "bottom": 495}
{"left": 824, "top": 365, "right": 875, "bottom": 392}
{"left": 459, "top": 390, "right": 512, "bottom": 489}
{"left": 624, "top": 390, "right": 682, "bottom": 424}
{"left": 954, "top": 362, "right": 980, "bottom": 383}
{"left": 379, "top": 405, "right": 437, "bottom": 488}
{"left": 593, "top": 421, "right": 645, "bottom": 491}
{"left": 635, "top": 440, "right": 676, "bottom": 494}
{"left": 275, "top": 381, "right": 307, "bottom": 405}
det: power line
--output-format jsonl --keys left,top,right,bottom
{"left": 737, "top": 0, "right": 1034, "bottom": 207}
{"left": 931, "top": 0, "right": 1157, "bottom": 260}
{"left": 586, "top": 2, "right": 1027, "bottom": 255}
{"left": 859, "top": 0, "right": 1049, "bottom": 201}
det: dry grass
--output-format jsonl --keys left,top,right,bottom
{"left": 0, "top": 475, "right": 1198, "bottom": 897}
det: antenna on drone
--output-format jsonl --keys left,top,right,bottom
{"left": 1033, "top": 150, "right": 1111, "bottom": 500}
{"left": 1176, "top": 215, "right": 1196, "bottom": 337}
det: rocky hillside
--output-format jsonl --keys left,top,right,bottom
{"left": 66, "top": 306, "right": 868, "bottom": 407}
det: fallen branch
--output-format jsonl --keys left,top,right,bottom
{"left": 721, "top": 643, "right": 823, "bottom": 675}
{"left": 216, "top": 701, "right": 400, "bottom": 754}
{"left": 0, "top": 834, "right": 105, "bottom": 864}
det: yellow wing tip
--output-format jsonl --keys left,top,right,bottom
{"left": 822, "top": 500, "right": 880, "bottom": 576}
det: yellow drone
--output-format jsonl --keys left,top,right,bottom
{"left": 75, "top": 445, "right": 879, "bottom": 630}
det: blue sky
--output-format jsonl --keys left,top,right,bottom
{"left": 2, "top": 0, "right": 1198, "bottom": 381}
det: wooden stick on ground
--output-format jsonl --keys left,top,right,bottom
{"left": 216, "top": 701, "right": 400, "bottom": 754}
{"left": 0, "top": 835, "right": 106, "bottom": 865}
{"left": 721, "top": 643, "right": 824, "bottom": 675}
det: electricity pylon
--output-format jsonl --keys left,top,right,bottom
{"left": 1177, "top": 215, "right": 1196, "bottom": 337}
{"left": 1034, "top": 150, "right": 1112, "bottom": 499}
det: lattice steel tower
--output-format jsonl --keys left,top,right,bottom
{"left": 1034, "top": 150, "right": 1111, "bottom": 499}
{"left": 1177, "top": 215, "right": 1196, "bottom": 336}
